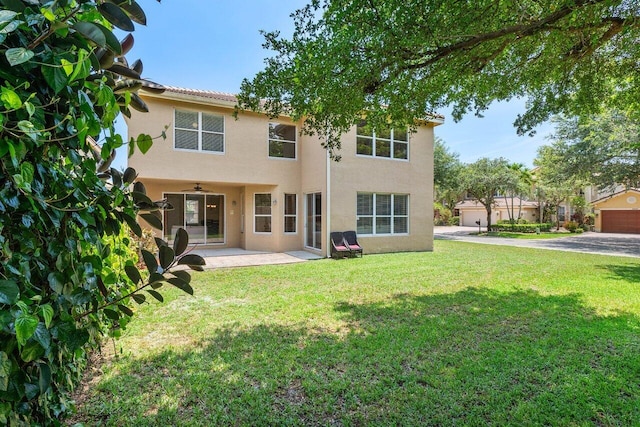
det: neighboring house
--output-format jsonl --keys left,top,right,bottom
{"left": 592, "top": 188, "right": 640, "bottom": 233}
{"left": 126, "top": 87, "right": 443, "bottom": 256}
{"left": 456, "top": 197, "right": 539, "bottom": 227}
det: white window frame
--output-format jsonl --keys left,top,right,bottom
{"left": 356, "top": 193, "right": 409, "bottom": 236}
{"left": 356, "top": 121, "right": 409, "bottom": 161}
{"left": 268, "top": 122, "right": 297, "bottom": 160}
{"left": 254, "top": 193, "right": 272, "bottom": 234}
{"left": 284, "top": 193, "right": 297, "bottom": 234}
{"left": 174, "top": 109, "right": 225, "bottom": 154}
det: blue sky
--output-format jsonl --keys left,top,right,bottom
{"left": 114, "top": 0, "right": 552, "bottom": 169}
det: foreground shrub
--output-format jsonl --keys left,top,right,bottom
{"left": 0, "top": 1, "right": 204, "bottom": 424}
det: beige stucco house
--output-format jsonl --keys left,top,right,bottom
{"left": 126, "top": 87, "right": 443, "bottom": 257}
{"left": 456, "top": 197, "right": 539, "bottom": 227}
{"left": 592, "top": 188, "right": 640, "bottom": 233}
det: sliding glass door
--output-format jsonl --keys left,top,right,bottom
{"left": 305, "top": 192, "right": 322, "bottom": 250}
{"left": 164, "top": 193, "right": 225, "bottom": 244}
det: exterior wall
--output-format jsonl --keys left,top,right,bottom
{"left": 127, "top": 90, "right": 438, "bottom": 255}
{"left": 299, "top": 132, "right": 328, "bottom": 256}
{"left": 593, "top": 191, "right": 640, "bottom": 232}
{"left": 458, "top": 204, "right": 538, "bottom": 227}
{"left": 329, "top": 125, "right": 435, "bottom": 253}
{"left": 128, "top": 97, "right": 301, "bottom": 187}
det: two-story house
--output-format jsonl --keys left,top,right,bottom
{"left": 126, "top": 87, "right": 443, "bottom": 257}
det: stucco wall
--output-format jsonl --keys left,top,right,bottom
{"left": 593, "top": 191, "right": 640, "bottom": 231}
{"left": 127, "top": 91, "right": 438, "bottom": 255}
{"left": 329, "top": 125, "right": 435, "bottom": 253}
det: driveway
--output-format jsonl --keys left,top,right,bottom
{"left": 434, "top": 226, "right": 640, "bottom": 258}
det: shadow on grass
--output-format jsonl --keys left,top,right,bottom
{"left": 76, "top": 288, "right": 640, "bottom": 426}
{"left": 598, "top": 263, "right": 640, "bottom": 283}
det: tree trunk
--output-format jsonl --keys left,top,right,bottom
{"left": 504, "top": 195, "right": 512, "bottom": 222}
{"left": 486, "top": 206, "right": 492, "bottom": 232}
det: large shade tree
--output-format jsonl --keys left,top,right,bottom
{"left": 461, "top": 158, "right": 519, "bottom": 230}
{"left": 433, "top": 138, "right": 463, "bottom": 210}
{"left": 540, "top": 111, "right": 640, "bottom": 190}
{"left": 238, "top": 0, "right": 640, "bottom": 156}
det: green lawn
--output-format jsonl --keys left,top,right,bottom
{"left": 72, "top": 241, "right": 640, "bottom": 426}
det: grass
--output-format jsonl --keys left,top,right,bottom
{"left": 71, "top": 241, "right": 640, "bottom": 426}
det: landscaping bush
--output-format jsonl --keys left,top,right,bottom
{"left": 565, "top": 221, "right": 579, "bottom": 232}
{"left": 489, "top": 223, "right": 553, "bottom": 233}
{"left": 448, "top": 216, "right": 460, "bottom": 226}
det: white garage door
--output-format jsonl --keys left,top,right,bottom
{"left": 461, "top": 210, "right": 487, "bottom": 227}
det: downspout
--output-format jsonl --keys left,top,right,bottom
{"left": 326, "top": 141, "right": 331, "bottom": 258}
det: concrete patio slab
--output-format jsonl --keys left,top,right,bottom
{"left": 190, "top": 248, "right": 324, "bottom": 269}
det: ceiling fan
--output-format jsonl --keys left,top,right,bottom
{"left": 181, "top": 183, "right": 212, "bottom": 193}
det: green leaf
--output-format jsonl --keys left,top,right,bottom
{"left": 173, "top": 227, "right": 189, "bottom": 256}
{"left": 103, "top": 309, "right": 120, "bottom": 321}
{"left": 117, "top": 304, "right": 134, "bottom": 317}
{"left": 94, "top": 22, "right": 122, "bottom": 55}
{"left": 47, "top": 272, "right": 64, "bottom": 294}
{"left": 141, "top": 249, "right": 158, "bottom": 273}
{"left": 98, "top": 3, "right": 135, "bottom": 32}
{"left": 172, "top": 270, "right": 192, "bottom": 284}
{"left": 122, "top": 211, "right": 142, "bottom": 237}
{"left": 42, "top": 64, "right": 68, "bottom": 94}
{"left": 159, "top": 245, "right": 174, "bottom": 270}
{"left": 39, "top": 304, "right": 53, "bottom": 329}
{"left": 0, "top": 10, "right": 18, "bottom": 25}
{"left": 125, "top": 265, "right": 141, "bottom": 284}
{"left": 60, "top": 58, "right": 73, "bottom": 76}
{"left": 177, "top": 254, "right": 206, "bottom": 267}
{"left": 109, "top": 0, "right": 146, "bottom": 25}
{"left": 15, "top": 313, "right": 38, "bottom": 346}
{"left": 131, "top": 293, "right": 146, "bottom": 304}
{"left": 33, "top": 323, "right": 50, "bottom": 351}
{"left": 0, "top": 351, "right": 11, "bottom": 392}
{"left": 20, "top": 341, "right": 44, "bottom": 363}
{"left": 167, "top": 277, "right": 194, "bottom": 295}
{"left": 38, "top": 363, "right": 51, "bottom": 394}
{"left": 0, "top": 280, "right": 19, "bottom": 304}
{"left": 136, "top": 133, "right": 153, "bottom": 154}
{"left": 72, "top": 21, "right": 107, "bottom": 47}
{"left": 140, "top": 212, "right": 162, "bottom": 230}
{"left": 123, "top": 167, "right": 137, "bottom": 184}
{"left": 0, "top": 87, "right": 21, "bottom": 109}
{"left": 5, "top": 47, "right": 34, "bottom": 66}
{"left": 146, "top": 289, "right": 163, "bottom": 302}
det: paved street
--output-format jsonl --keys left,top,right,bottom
{"left": 434, "top": 226, "right": 640, "bottom": 258}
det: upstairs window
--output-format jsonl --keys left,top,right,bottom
{"left": 174, "top": 110, "right": 224, "bottom": 153}
{"left": 356, "top": 120, "right": 408, "bottom": 160}
{"left": 269, "top": 123, "right": 296, "bottom": 159}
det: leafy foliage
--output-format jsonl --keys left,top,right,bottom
{"left": 538, "top": 111, "right": 640, "bottom": 190}
{"left": 461, "top": 158, "right": 519, "bottom": 229}
{"left": 433, "top": 138, "right": 463, "bottom": 210}
{"left": 0, "top": 0, "right": 204, "bottom": 424}
{"left": 238, "top": 0, "right": 640, "bottom": 155}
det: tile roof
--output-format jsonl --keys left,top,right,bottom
{"left": 155, "top": 86, "right": 444, "bottom": 122}
{"left": 162, "top": 86, "right": 238, "bottom": 103}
